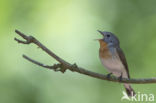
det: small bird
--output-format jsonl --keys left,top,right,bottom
{"left": 97, "top": 30, "right": 135, "bottom": 97}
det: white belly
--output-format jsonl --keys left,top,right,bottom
{"left": 100, "top": 57, "right": 128, "bottom": 78}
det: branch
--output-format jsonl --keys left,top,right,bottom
{"left": 14, "top": 30, "right": 156, "bottom": 84}
{"left": 23, "top": 55, "right": 64, "bottom": 72}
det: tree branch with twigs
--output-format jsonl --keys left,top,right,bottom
{"left": 14, "top": 30, "right": 156, "bottom": 84}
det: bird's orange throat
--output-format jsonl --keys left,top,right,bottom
{"left": 98, "top": 40, "right": 108, "bottom": 49}
{"left": 98, "top": 40, "right": 111, "bottom": 59}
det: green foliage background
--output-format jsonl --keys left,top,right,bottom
{"left": 0, "top": 0, "right": 156, "bottom": 103}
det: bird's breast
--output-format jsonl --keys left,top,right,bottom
{"left": 99, "top": 41, "right": 111, "bottom": 59}
{"left": 99, "top": 48, "right": 126, "bottom": 77}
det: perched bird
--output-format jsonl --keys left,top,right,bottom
{"left": 97, "top": 30, "right": 135, "bottom": 96}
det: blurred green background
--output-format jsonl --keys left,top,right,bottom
{"left": 1, "top": 0, "right": 156, "bottom": 103}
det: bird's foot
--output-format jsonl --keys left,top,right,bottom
{"left": 106, "top": 73, "right": 112, "bottom": 79}
{"left": 118, "top": 73, "right": 123, "bottom": 82}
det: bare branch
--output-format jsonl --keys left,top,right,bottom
{"left": 14, "top": 30, "right": 156, "bottom": 84}
{"left": 23, "top": 54, "right": 66, "bottom": 72}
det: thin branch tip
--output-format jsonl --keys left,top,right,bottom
{"left": 22, "top": 54, "right": 26, "bottom": 58}
{"left": 15, "top": 29, "right": 18, "bottom": 33}
{"left": 14, "top": 37, "right": 18, "bottom": 41}
{"left": 22, "top": 54, "right": 67, "bottom": 73}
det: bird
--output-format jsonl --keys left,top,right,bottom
{"left": 97, "top": 30, "right": 135, "bottom": 97}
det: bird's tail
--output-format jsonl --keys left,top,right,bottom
{"left": 124, "top": 83, "right": 135, "bottom": 97}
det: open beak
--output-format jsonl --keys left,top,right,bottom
{"left": 97, "top": 30, "right": 105, "bottom": 36}
{"left": 94, "top": 30, "right": 104, "bottom": 41}
{"left": 94, "top": 39, "right": 101, "bottom": 41}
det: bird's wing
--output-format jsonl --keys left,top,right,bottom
{"left": 116, "top": 47, "right": 130, "bottom": 78}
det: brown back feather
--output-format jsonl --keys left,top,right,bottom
{"left": 116, "top": 47, "right": 130, "bottom": 78}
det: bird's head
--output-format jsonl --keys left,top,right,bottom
{"left": 97, "top": 30, "right": 120, "bottom": 47}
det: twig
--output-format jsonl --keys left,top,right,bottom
{"left": 14, "top": 30, "right": 156, "bottom": 84}
{"left": 23, "top": 54, "right": 64, "bottom": 72}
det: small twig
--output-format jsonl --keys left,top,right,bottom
{"left": 14, "top": 30, "right": 156, "bottom": 84}
{"left": 23, "top": 54, "right": 65, "bottom": 72}
{"left": 14, "top": 30, "right": 66, "bottom": 64}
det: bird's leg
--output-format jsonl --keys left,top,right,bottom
{"left": 106, "top": 73, "right": 112, "bottom": 79}
{"left": 118, "top": 73, "right": 123, "bottom": 81}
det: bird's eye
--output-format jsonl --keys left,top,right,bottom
{"left": 106, "top": 35, "right": 110, "bottom": 37}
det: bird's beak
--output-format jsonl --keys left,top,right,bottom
{"left": 94, "top": 39, "right": 101, "bottom": 41}
{"left": 97, "top": 30, "right": 105, "bottom": 36}
{"left": 95, "top": 30, "right": 104, "bottom": 41}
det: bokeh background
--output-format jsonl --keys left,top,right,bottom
{"left": 1, "top": 0, "right": 156, "bottom": 103}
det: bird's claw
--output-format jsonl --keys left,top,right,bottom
{"left": 106, "top": 73, "right": 112, "bottom": 79}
